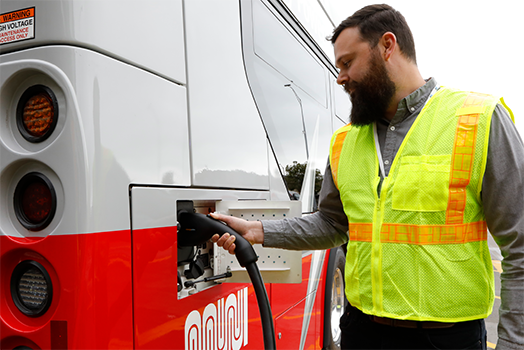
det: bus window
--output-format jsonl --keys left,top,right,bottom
{"left": 252, "top": 0, "right": 327, "bottom": 107}
{"left": 242, "top": 0, "right": 332, "bottom": 208}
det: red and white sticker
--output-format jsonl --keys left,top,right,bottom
{"left": 0, "top": 7, "right": 35, "bottom": 46}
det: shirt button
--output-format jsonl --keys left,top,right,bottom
{"left": 390, "top": 126, "right": 396, "bottom": 131}
{"left": 410, "top": 107, "right": 415, "bottom": 112}
{"left": 384, "top": 160, "right": 390, "bottom": 165}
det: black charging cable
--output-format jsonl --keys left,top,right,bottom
{"left": 178, "top": 211, "right": 276, "bottom": 350}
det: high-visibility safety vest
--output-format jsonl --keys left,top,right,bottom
{"left": 329, "top": 87, "right": 509, "bottom": 322}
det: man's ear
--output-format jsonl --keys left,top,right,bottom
{"left": 380, "top": 32, "right": 397, "bottom": 62}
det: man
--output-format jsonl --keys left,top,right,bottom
{"left": 212, "top": 4, "right": 524, "bottom": 350}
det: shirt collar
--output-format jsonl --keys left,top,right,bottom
{"left": 388, "top": 77, "right": 438, "bottom": 125}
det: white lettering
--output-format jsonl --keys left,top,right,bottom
{"left": 203, "top": 303, "right": 217, "bottom": 349}
{"left": 185, "top": 310, "right": 202, "bottom": 350}
{"left": 185, "top": 288, "right": 249, "bottom": 350}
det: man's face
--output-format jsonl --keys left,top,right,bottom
{"left": 334, "top": 27, "right": 396, "bottom": 126}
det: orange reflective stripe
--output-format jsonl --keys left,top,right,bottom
{"left": 331, "top": 131, "right": 348, "bottom": 188}
{"left": 349, "top": 221, "right": 487, "bottom": 244}
{"left": 446, "top": 93, "right": 490, "bottom": 224}
{"left": 381, "top": 221, "right": 487, "bottom": 244}
{"left": 349, "top": 223, "right": 373, "bottom": 242}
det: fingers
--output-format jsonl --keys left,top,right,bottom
{"left": 209, "top": 212, "right": 227, "bottom": 222}
{"left": 210, "top": 212, "right": 242, "bottom": 229}
{"left": 211, "top": 232, "right": 236, "bottom": 255}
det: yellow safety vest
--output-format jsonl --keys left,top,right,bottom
{"left": 329, "top": 87, "right": 505, "bottom": 322}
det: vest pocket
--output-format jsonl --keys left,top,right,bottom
{"left": 392, "top": 155, "right": 451, "bottom": 212}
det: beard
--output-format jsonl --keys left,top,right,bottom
{"left": 344, "top": 49, "right": 396, "bottom": 126}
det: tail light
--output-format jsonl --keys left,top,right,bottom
{"left": 10, "top": 260, "right": 53, "bottom": 317}
{"left": 13, "top": 172, "right": 57, "bottom": 231}
{"left": 16, "top": 85, "right": 58, "bottom": 143}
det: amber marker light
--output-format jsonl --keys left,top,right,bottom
{"left": 16, "top": 85, "right": 58, "bottom": 143}
{"left": 14, "top": 172, "right": 57, "bottom": 231}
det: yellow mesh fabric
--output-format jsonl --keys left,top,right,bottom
{"left": 392, "top": 155, "right": 451, "bottom": 211}
{"left": 331, "top": 123, "right": 377, "bottom": 312}
{"left": 335, "top": 123, "right": 377, "bottom": 224}
{"left": 380, "top": 242, "right": 494, "bottom": 320}
{"left": 332, "top": 87, "right": 499, "bottom": 321}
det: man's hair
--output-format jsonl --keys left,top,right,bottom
{"left": 330, "top": 4, "right": 417, "bottom": 64}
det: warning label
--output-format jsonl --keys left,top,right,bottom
{"left": 0, "top": 7, "right": 35, "bottom": 46}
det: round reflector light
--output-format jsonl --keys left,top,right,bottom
{"left": 14, "top": 172, "right": 57, "bottom": 231}
{"left": 16, "top": 85, "right": 58, "bottom": 143}
{"left": 11, "top": 261, "right": 53, "bottom": 317}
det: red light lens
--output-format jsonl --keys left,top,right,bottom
{"left": 22, "top": 93, "right": 55, "bottom": 137}
{"left": 21, "top": 181, "right": 53, "bottom": 224}
{"left": 14, "top": 173, "right": 57, "bottom": 231}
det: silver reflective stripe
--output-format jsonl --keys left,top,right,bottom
{"left": 373, "top": 122, "right": 385, "bottom": 178}
{"left": 299, "top": 250, "right": 326, "bottom": 350}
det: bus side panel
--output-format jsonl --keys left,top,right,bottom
{"left": 274, "top": 298, "right": 307, "bottom": 347}
{"left": 271, "top": 255, "right": 311, "bottom": 318}
{"left": 0, "top": 231, "right": 133, "bottom": 349}
{"left": 0, "top": 46, "right": 191, "bottom": 236}
{"left": 131, "top": 187, "right": 268, "bottom": 349}
{"left": 184, "top": 0, "right": 270, "bottom": 190}
{"left": 132, "top": 226, "right": 180, "bottom": 349}
{"left": 309, "top": 250, "right": 334, "bottom": 349}
{"left": 317, "top": 248, "right": 334, "bottom": 348}
{"left": 271, "top": 252, "right": 330, "bottom": 349}
{"left": 0, "top": 0, "right": 187, "bottom": 83}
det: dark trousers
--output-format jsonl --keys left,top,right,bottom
{"left": 340, "top": 306, "right": 487, "bottom": 350}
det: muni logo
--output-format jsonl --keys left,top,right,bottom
{"left": 185, "top": 287, "right": 249, "bottom": 350}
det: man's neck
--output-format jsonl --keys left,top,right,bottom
{"left": 385, "top": 64, "right": 426, "bottom": 121}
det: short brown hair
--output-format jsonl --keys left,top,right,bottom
{"left": 331, "top": 4, "right": 417, "bottom": 63}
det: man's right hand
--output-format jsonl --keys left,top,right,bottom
{"left": 209, "top": 213, "right": 264, "bottom": 255}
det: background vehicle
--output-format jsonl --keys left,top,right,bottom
{"left": 0, "top": 0, "right": 351, "bottom": 349}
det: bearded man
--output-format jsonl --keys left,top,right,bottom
{"left": 212, "top": 4, "right": 524, "bottom": 350}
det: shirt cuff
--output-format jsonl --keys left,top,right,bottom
{"left": 261, "top": 220, "right": 286, "bottom": 248}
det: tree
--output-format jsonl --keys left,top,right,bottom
{"left": 284, "top": 161, "right": 323, "bottom": 194}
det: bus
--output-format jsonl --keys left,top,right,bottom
{"left": 0, "top": 0, "right": 351, "bottom": 349}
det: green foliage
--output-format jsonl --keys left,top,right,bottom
{"left": 284, "top": 161, "right": 323, "bottom": 194}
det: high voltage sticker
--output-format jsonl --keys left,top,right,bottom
{"left": 0, "top": 7, "right": 35, "bottom": 46}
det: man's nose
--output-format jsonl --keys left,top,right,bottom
{"left": 336, "top": 72, "right": 348, "bottom": 86}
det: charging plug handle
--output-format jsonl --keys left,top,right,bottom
{"left": 177, "top": 210, "right": 275, "bottom": 349}
{"left": 177, "top": 211, "right": 257, "bottom": 267}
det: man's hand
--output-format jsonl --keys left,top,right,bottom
{"left": 210, "top": 213, "right": 264, "bottom": 255}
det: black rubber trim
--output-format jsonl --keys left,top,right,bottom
{"left": 10, "top": 260, "right": 53, "bottom": 317}
{"left": 323, "top": 246, "right": 345, "bottom": 349}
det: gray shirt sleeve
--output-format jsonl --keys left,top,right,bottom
{"left": 482, "top": 104, "right": 524, "bottom": 349}
{"left": 262, "top": 159, "right": 348, "bottom": 250}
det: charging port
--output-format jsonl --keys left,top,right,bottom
{"left": 177, "top": 200, "right": 230, "bottom": 298}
